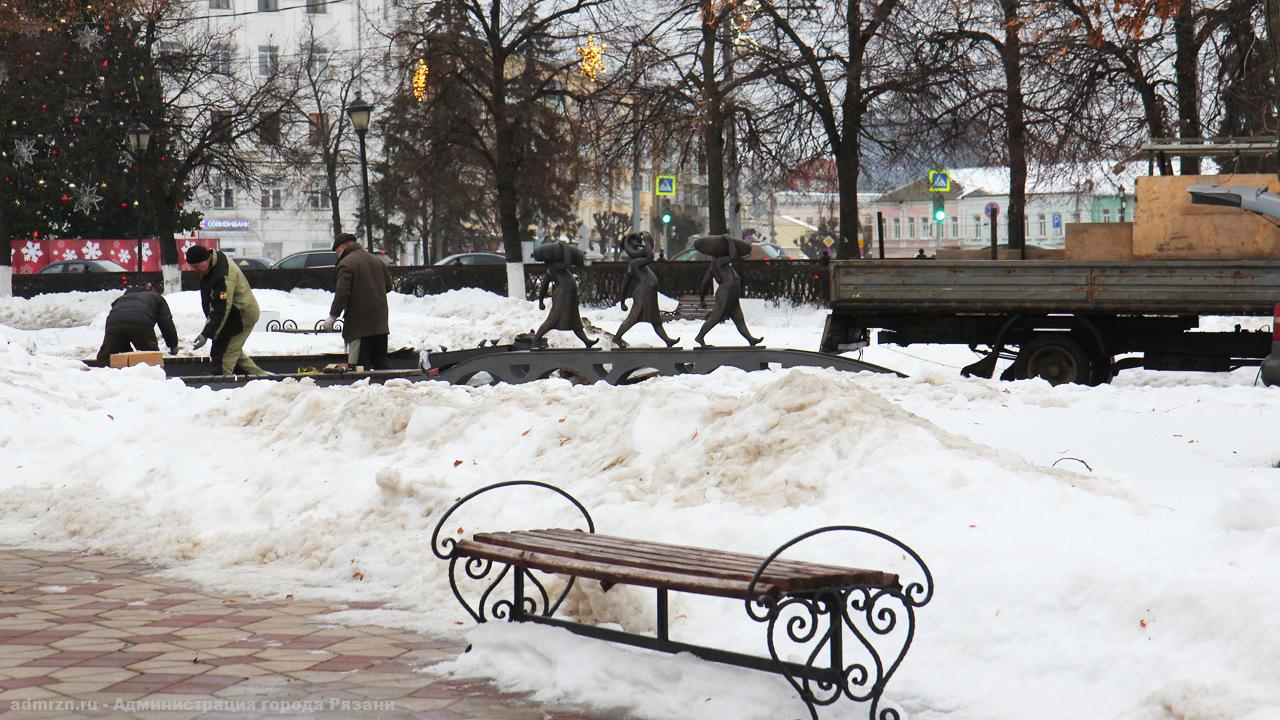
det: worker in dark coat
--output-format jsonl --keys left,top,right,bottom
{"left": 531, "top": 242, "right": 596, "bottom": 348}
{"left": 614, "top": 232, "right": 678, "bottom": 348}
{"left": 94, "top": 286, "right": 179, "bottom": 366}
{"left": 323, "top": 233, "right": 394, "bottom": 370}
{"left": 187, "top": 245, "right": 268, "bottom": 376}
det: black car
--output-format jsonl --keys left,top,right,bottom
{"left": 232, "top": 257, "right": 273, "bottom": 270}
{"left": 272, "top": 250, "right": 340, "bottom": 269}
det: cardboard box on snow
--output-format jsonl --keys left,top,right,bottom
{"left": 109, "top": 351, "right": 163, "bottom": 368}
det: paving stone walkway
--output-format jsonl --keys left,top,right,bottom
{"left": 0, "top": 548, "right": 611, "bottom": 719}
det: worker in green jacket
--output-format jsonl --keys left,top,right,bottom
{"left": 186, "top": 245, "right": 268, "bottom": 376}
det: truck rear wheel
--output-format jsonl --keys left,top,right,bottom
{"left": 1012, "top": 334, "right": 1094, "bottom": 386}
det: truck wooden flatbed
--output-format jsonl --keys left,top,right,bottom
{"left": 822, "top": 260, "right": 1280, "bottom": 385}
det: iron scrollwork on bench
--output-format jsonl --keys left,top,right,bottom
{"left": 745, "top": 527, "right": 934, "bottom": 720}
{"left": 430, "top": 481, "right": 595, "bottom": 624}
{"left": 432, "top": 482, "right": 931, "bottom": 720}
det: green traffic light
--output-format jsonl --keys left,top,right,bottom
{"left": 662, "top": 212, "right": 672, "bottom": 224}
{"left": 933, "top": 208, "right": 946, "bottom": 222}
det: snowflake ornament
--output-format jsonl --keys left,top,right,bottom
{"left": 141, "top": 243, "right": 153, "bottom": 262}
{"left": 73, "top": 26, "right": 103, "bottom": 51}
{"left": 13, "top": 139, "right": 35, "bottom": 166}
{"left": 19, "top": 241, "right": 43, "bottom": 264}
{"left": 72, "top": 183, "right": 103, "bottom": 215}
{"left": 62, "top": 249, "right": 79, "bottom": 261}
{"left": 81, "top": 241, "right": 102, "bottom": 259}
{"left": 118, "top": 248, "right": 132, "bottom": 265}
{"left": 181, "top": 240, "right": 197, "bottom": 256}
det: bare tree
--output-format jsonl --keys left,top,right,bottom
{"left": 281, "top": 22, "right": 369, "bottom": 241}
{"left": 134, "top": 1, "right": 297, "bottom": 291}
{"left": 392, "top": 0, "right": 608, "bottom": 298}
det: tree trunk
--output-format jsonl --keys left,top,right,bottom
{"left": 494, "top": 122, "right": 525, "bottom": 298}
{"left": 1266, "top": 0, "right": 1280, "bottom": 176}
{"left": 836, "top": 0, "right": 864, "bottom": 259}
{"left": 155, "top": 188, "right": 181, "bottom": 294}
{"left": 1135, "top": 78, "right": 1174, "bottom": 175}
{"left": 327, "top": 157, "right": 343, "bottom": 234}
{"left": 0, "top": 204, "right": 11, "bottom": 298}
{"left": 1001, "top": 0, "right": 1027, "bottom": 253}
{"left": 701, "top": 4, "right": 728, "bottom": 236}
{"left": 1174, "top": 0, "right": 1202, "bottom": 175}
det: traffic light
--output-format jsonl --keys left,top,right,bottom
{"left": 661, "top": 209, "right": 673, "bottom": 225}
{"left": 932, "top": 195, "right": 946, "bottom": 223}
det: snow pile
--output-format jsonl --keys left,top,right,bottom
{"left": 0, "top": 290, "right": 116, "bottom": 330}
{"left": 0, "top": 289, "right": 1278, "bottom": 720}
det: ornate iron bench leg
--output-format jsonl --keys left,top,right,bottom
{"left": 431, "top": 481, "right": 595, "bottom": 625}
{"left": 745, "top": 527, "right": 934, "bottom": 720}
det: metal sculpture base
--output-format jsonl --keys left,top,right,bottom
{"left": 432, "top": 346, "right": 903, "bottom": 385}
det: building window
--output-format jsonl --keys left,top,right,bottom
{"left": 973, "top": 215, "right": 982, "bottom": 239}
{"left": 258, "top": 0, "right": 277, "bottom": 9}
{"left": 258, "top": 113, "right": 281, "bottom": 145}
{"left": 212, "top": 177, "right": 235, "bottom": 209}
{"left": 306, "top": 0, "right": 327, "bottom": 13}
{"left": 257, "top": 45, "right": 278, "bottom": 75}
{"left": 1102, "top": 208, "right": 1112, "bottom": 223}
{"left": 907, "top": 217, "right": 916, "bottom": 240}
{"left": 210, "top": 109, "right": 233, "bottom": 143}
{"left": 1037, "top": 214, "right": 1046, "bottom": 237}
{"left": 260, "top": 179, "right": 282, "bottom": 209}
{"left": 306, "top": 178, "right": 331, "bottom": 209}
{"left": 308, "top": 46, "right": 330, "bottom": 76}
{"left": 892, "top": 218, "right": 901, "bottom": 240}
{"left": 211, "top": 45, "right": 232, "bottom": 74}
{"left": 308, "top": 112, "right": 330, "bottom": 146}
{"left": 921, "top": 217, "right": 930, "bottom": 239}
{"left": 157, "top": 41, "right": 181, "bottom": 56}
{"left": 950, "top": 215, "right": 958, "bottom": 241}
{"left": 209, "top": 0, "right": 230, "bottom": 8}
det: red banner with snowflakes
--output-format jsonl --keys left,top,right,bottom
{"left": 12, "top": 238, "right": 220, "bottom": 274}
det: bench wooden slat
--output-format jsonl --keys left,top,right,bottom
{"left": 530, "top": 529, "right": 885, "bottom": 581}
{"left": 459, "top": 530, "right": 899, "bottom": 597}
{"left": 474, "top": 531, "right": 792, "bottom": 585}
{"left": 455, "top": 539, "right": 783, "bottom": 600}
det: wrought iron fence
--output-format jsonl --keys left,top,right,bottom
{"left": 8, "top": 260, "right": 830, "bottom": 306}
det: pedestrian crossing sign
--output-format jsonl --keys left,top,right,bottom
{"left": 655, "top": 175, "right": 677, "bottom": 197}
{"left": 928, "top": 169, "right": 951, "bottom": 192}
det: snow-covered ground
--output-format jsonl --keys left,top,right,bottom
{"left": 0, "top": 288, "right": 1277, "bottom": 720}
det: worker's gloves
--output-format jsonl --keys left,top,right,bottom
{"left": 167, "top": 345, "right": 179, "bottom": 356}
{"left": 192, "top": 335, "right": 207, "bottom": 350}
{"left": 321, "top": 316, "right": 337, "bottom": 331}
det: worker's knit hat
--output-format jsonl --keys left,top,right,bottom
{"left": 185, "top": 245, "right": 211, "bottom": 264}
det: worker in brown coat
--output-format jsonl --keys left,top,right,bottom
{"left": 322, "top": 233, "right": 394, "bottom": 370}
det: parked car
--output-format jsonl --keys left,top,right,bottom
{"left": 272, "top": 249, "right": 394, "bottom": 269}
{"left": 272, "top": 250, "right": 340, "bottom": 269}
{"left": 434, "top": 252, "right": 505, "bottom": 266}
{"left": 232, "top": 257, "right": 273, "bottom": 270}
{"left": 671, "top": 241, "right": 789, "bottom": 262}
{"left": 38, "top": 259, "right": 129, "bottom": 274}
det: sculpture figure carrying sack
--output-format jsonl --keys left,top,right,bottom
{"left": 531, "top": 242, "right": 597, "bottom": 348}
{"left": 693, "top": 234, "right": 763, "bottom": 347}
{"left": 614, "top": 232, "right": 679, "bottom": 349}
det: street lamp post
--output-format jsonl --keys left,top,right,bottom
{"left": 126, "top": 122, "right": 152, "bottom": 273}
{"left": 345, "top": 93, "right": 374, "bottom": 251}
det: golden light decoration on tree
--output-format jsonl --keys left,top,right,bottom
{"left": 577, "top": 36, "right": 605, "bottom": 81}
{"left": 411, "top": 58, "right": 429, "bottom": 102}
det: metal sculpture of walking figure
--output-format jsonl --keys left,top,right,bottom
{"left": 693, "top": 234, "right": 763, "bottom": 347}
{"left": 614, "top": 231, "right": 679, "bottom": 349}
{"left": 531, "top": 242, "right": 597, "bottom": 348}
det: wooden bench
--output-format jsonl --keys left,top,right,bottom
{"left": 432, "top": 482, "right": 934, "bottom": 720}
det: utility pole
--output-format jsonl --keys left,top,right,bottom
{"left": 630, "top": 106, "right": 643, "bottom": 233}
